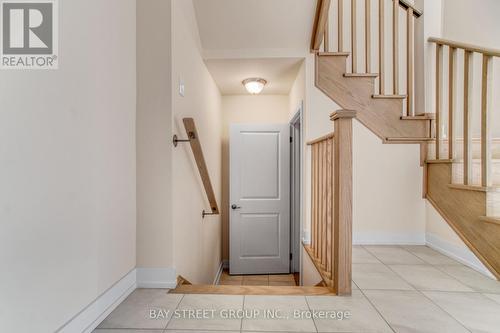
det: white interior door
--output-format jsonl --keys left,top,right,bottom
{"left": 229, "top": 124, "right": 290, "bottom": 275}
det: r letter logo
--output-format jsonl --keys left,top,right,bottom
{"left": 1, "top": 0, "right": 58, "bottom": 69}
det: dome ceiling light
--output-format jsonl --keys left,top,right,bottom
{"left": 242, "top": 78, "right": 267, "bottom": 95}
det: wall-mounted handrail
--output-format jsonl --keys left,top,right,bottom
{"left": 174, "top": 118, "right": 219, "bottom": 218}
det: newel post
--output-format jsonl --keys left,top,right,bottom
{"left": 330, "top": 110, "right": 356, "bottom": 296}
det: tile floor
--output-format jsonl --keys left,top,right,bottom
{"left": 218, "top": 270, "right": 298, "bottom": 286}
{"left": 94, "top": 245, "right": 500, "bottom": 333}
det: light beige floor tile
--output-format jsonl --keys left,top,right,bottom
{"left": 352, "top": 246, "right": 381, "bottom": 264}
{"left": 166, "top": 294, "right": 243, "bottom": 331}
{"left": 352, "top": 264, "right": 414, "bottom": 290}
{"left": 402, "top": 246, "right": 462, "bottom": 265}
{"left": 389, "top": 265, "right": 474, "bottom": 292}
{"left": 364, "top": 246, "right": 426, "bottom": 265}
{"left": 437, "top": 265, "right": 500, "bottom": 293}
{"left": 483, "top": 293, "right": 500, "bottom": 305}
{"left": 307, "top": 290, "right": 393, "bottom": 332}
{"left": 97, "top": 289, "right": 182, "bottom": 329}
{"left": 94, "top": 330, "right": 162, "bottom": 333}
{"left": 166, "top": 331, "right": 239, "bottom": 333}
{"left": 242, "top": 295, "right": 316, "bottom": 332}
{"left": 363, "top": 290, "right": 469, "bottom": 333}
{"left": 424, "top": 291, "right": 500, "bottom": 333}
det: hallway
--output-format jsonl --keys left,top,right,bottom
{"left": 94, "top": 246, "right": 500, "bottom": 333}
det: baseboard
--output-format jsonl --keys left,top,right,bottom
{"left": 56, "top": 269, "right": 137, "bottom": 333}
{"left": 353, "top": 232, "right": 426, "bottom": 245}
{"left": 136, "top": 267, "right": 177, "bottom": 288}
{"left": 222, "top": 259, "right": 229, "bottom": 269}
{"left": 426, "top": 232, "right": 495, "bottom": 279}
{"left": 213, "top": 262, "right": 224, "bottom": 285}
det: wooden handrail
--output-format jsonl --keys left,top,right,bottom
{"left": 398, "top": 0, "right": 422, "bottom": 17}
{"left": 307, "top": 132, "right": 335, "bottom": 146}
{"left": 311, "top": 0, "right": 332, "bottom": 52}
{"left": 181, "top": 118, "right": 220, "bottom": 217}
{"left": 429, "top": 37, "right": 500, "bottom": 57}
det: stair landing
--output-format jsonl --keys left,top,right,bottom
{"left": 169, "top": 284, "right": 335, "bottom": 295}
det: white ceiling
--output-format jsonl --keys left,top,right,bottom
{"left": 193, "top": 0, "right": 313, "bottom": 95}
{"left": 205, "top": 58, "right": 303, "bottom": 95}
{"left": 193, "top": 0, "right": 315, "bottom": 57}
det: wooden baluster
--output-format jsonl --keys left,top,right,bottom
{"left": 378, "top": 0, "right": 385, "bottom": 94}
{"left": 312, "top": 144, "right": 317, "bottom": 251}
{"left": 435, "top": 44, "right": 442, "bottom": 159}
{"left": 352, "top": 0, "right": 357, "bottom": 73}
{"left": 448, "top": 47, "right": 456, "bottom": 160}
{"left": 481, "top": 55, "right": 493, "bottom": 187}
{"left": 321, "top": 141, "right": 328, "bottom": 267}
{"left": 317, "top": 142, "right": 322, "bottom": 262}
{"left": 339, "top": 0, "right": 344, "bottom": 52}
{"left": 365, "top": 0, "right": 371, "bottom": 73}
{"left": 331, "top": 110, "right": 356, "bottom": 296}
{"left": 463, "top": 51, "right": 473, "bottom": 185}
{"left": 324, "top": 18, "right": 330, "bottom": 52}
{"left": 406, "top": 7, "right": 414, "bottom": 116}
{"left": 392, "top": 0, "right": 399, "bottom": 94}
{"left": 326, "top": 138, "right": 332, "bottom": 275}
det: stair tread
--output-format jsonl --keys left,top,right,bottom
{"left": 373, "top": 94, "right": 407, "bottom": 99}
{"left": 317, "top": 52, "right": 350, "bottom": 56}
{"left": 343, "top": 73, "right": 379, "bottom": 78}
{"left": 479, "top": 216, "right": 500, "bottom": 225}
{"left": 401, "top": 114, "right": 436, "bottom": 120}
{"left": 169, "top": 285, "right": 335, "bottom": 295}
{"left": 386, "top": 137, "right": 433, "bottom": 142}
{"left": 426, "top": 159, "right": 454, "bottom": 164}
{"left": 448, "top": 184, "right": 500, "bottom": 193}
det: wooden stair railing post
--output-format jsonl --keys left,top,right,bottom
{"left": 330, "top": 110, "right": 356, "bottom": 296}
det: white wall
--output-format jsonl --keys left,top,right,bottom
{"left": 221, "top": 95, "right": 290, "bottom": 260}
{"left": 171, "top": 0, "right": 223, "bottom": 284}
{"left": 0, "top": 1, "right": 137, "bottom": 332}
{"left": 137, "top": 0, "right": 174, "bottom": 271}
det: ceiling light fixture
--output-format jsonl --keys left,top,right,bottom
{"left": 242, "top": 78, "right": 267, "bottom": 95}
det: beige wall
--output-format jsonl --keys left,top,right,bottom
{"left": 171, "top": 0, "right": 223, "bottom": 284}
{"left": 221, "top": 95, "right": 290, "bottom": 260}
{"left": 0, "top": 1, "right": 137, "bottom": 331}
{"left": 137, "top": 0, "right": 174, "bottom": 269}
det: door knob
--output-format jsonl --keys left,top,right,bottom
{"left": 231, "top": 204, "right": 242, "bottom": 210}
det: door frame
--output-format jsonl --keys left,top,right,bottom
{"left": 290, "top": 102, "right": 303, "bottom": 274}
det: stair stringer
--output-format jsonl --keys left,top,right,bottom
{"left": 427, "top": 162, "right": 500, "bottom": 280}
{"left": 315, "top": 53, "right": 430, "bottom": 140}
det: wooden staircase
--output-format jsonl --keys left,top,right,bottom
{"left": 309, "top": 0, "right": 500, "bottom": 285}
